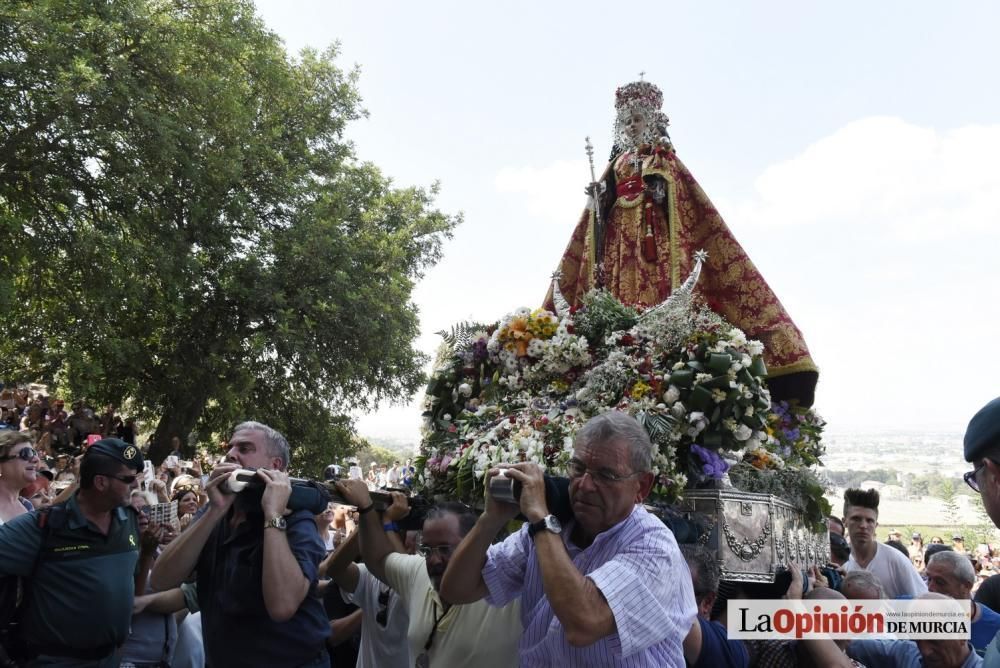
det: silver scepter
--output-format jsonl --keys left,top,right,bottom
{"left": 585, "top": 137, "right": 606, "bottom": 285}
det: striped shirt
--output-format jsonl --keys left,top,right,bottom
{"left": 483, "top": 504, "right": 697, "bottom": 667}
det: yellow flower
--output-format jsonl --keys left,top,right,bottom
{"left": 630, "top": 380, "right": 652, "bottom": 400}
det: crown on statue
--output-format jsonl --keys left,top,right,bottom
{"left": 614, "top": 80, "right": 663, "bottom": 114}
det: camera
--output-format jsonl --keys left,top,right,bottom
{"left": 488, "top": 471, "right": 574, "bottom": 524}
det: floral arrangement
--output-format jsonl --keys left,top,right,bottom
{"left": 417, "top": 283, "right": 829, "bottom": 529}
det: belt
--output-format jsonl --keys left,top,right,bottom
{"left": 28, "top": 642, "right": 115, "bottom": 660}
{"left": 616, "top": 174, "right": 644, "bottom": 198}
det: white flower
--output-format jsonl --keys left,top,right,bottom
{"left": 671, "top": 402, "right": 687, "bottom": 418}
{"left": 514, "top": 307, "right": 531, "bottom": 318}
{"left": 728, "top": 328, "right": 748, "bottom": 346}
{"left": 672, "top": 362, "right": 685, "bottom": 370}
{"left": 458, "top": 383, "right": 472, "bottom": 397}
{"left": 663, "top": 385, "right": 680, "bottom": 404}
{"left": 688, "top": 412, "right": 708, "bottom": 434}
{"left": 745, "top": 406, "right": 754, "bottom": 417}
{"left": 527, "top": 338, "right": 547, "bottom": 357}
{"left": 695, "top": 373, "right": 712, "bottom": 384}
{"left": 734, "top": 424, "right": 753, "bottom": 441}
{"left": 748, "top": 340, "right": 765, "bottom": 356}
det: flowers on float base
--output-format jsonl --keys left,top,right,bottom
{"left": 418, "top": 289, "right": 824, "bottom": 510}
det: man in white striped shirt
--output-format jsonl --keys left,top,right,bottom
{"left": 441, "top": 411, "right": 697, "bottom": 667}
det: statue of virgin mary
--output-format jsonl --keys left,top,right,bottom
{"left": 546, "top": 79, "right": 819, "bottom": 405}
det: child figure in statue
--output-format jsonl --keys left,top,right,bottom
{"left": 548, "top": 79, "right": 819, "bottom": 406}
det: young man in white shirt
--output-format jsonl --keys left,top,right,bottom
{"left": 841, "top": 487, "right": 926, "bottom": 599}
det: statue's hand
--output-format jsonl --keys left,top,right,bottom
{"left": 584, "top": 182, "right": 607, "bottom": 211}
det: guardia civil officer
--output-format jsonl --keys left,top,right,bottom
{"left": 0, "top": 437, "right": 143, "bottom": 666}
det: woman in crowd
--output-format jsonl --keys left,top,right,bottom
{"left": 173, "top": 485, "right": 200, "bottom": 518}
{"left": 171, "top": 483, "right": 202, "bottom": 531}
{"left": 0, "top": 430, "right": 39, "bottom": 523}
{"left": 315, "top": 502, "right": 337, "bottom": 552}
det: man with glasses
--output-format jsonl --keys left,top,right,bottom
{"left": 0, "top": 437, "right": 143, "bottom": 666}
{"left": 440, "top": 411, "right": 697, "bottom": 667}
{"left": 962, "top": 396, "right": 1000, "bottom": 662}
{"left": 336, "top": 479, "right": 521, "bottom": 668}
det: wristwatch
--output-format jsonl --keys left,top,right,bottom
{"left": 527, "top": 514, "right": 562, "bottom": 538}
{"left": 264, "top": 515, "right": 287, "bottom": 531}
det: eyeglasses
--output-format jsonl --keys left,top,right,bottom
{"left": 566, "top": 459, "right": 642, "bottom": 486}
{"left": 965, "top": 461, "right": 989, "bottom": 492}
{"left": 0, "top": 446, "right": 38, "bottom": 462}
{"left": 417, "top": 543, "right": 455, "bottom": 559}
{"left": 105, "top": 473, "right": 139, "bottom": 485}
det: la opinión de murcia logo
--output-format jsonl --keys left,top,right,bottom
{"left": 727, "top": 599, "right": 971, "bottom": 640}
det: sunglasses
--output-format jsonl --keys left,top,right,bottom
{"left": 0, "top": 446, "right": 38, "bottom": 462}
{"left": 965, "top": 460, "right": 988, "bottom": 492}
{"left": 104, "top": 473, "right": 139, "bottom": 485}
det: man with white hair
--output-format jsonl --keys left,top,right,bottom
{"left": 441, "top": 411, "right": 697, "bottom": 667}
{"left": 840, "top": 570, "right": 885, "bottom": 600}
{"left": 926, "top": 550, "right": 1000, "bottom": 651}
{"left": 152, "top": 421, "right": 329, "bottom": 667}
{"left": 846, "top": 592, "right": 981, "bottom": 667}
{"left": 807, "top": 592, "right": 982, "bottom": 668}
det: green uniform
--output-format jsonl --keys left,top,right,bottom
{"left": 0, "top": 493, "right": 140, "bottom": 666}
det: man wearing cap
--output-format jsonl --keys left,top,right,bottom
{"left": 0, "top": 437, "right": 143, "bottom": 666}
{"left": 961, "top": 396, "right": 1000, "bottom": 663}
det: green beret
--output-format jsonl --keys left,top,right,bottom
{"left": 964, "top": 397, "right": 1000, "bottom": 462}
{"left": 85, "top": 437, "right": 144, "bottom": 471}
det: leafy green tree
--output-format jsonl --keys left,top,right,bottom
{"left": 355, "top": 444, "right": 400, "bottom": 469}
{"left": 0, "top": 0, "right": 458, "bottom": 464}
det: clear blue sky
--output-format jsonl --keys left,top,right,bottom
{"left": 254, "top": 1, "right": 1000, "bottom": 443}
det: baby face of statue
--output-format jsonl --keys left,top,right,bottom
{"left": 622, "top": 110, "right": 648, "bottom": 144}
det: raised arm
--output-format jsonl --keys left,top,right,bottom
{"left": 439, "top": 468, "right": 518, "bottom": 605}
{"left": 257, "top": 469, "right": 311, "bottom": 622}
{"left": 503, "top": 463, "right": 616, "bottom": 647}
{"left": 335, "top": 480, "right": 406, "bottom": 584}
{"left": 150, "top": 464, "right": 236, "bottom": 591}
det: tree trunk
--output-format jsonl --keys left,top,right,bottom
{"left": 148, "top": 391, "right": 210, "bottom": 465}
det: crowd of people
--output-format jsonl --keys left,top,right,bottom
{"left": 2, "top": 397, "right": 1000, "bottom": 667}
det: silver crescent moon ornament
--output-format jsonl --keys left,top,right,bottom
{"left": 640, "top": 249, "right": 708, "bottom": 321}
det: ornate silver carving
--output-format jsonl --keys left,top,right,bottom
{"left": 722, "top": 520, "right": 771, "bottom": 562}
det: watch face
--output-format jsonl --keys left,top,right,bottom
{"left": 545, "top": 515, "right": 562, "bottom": 534}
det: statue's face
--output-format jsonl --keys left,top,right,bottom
{"left": 621, "top": 110, "right": 648, "bottom": 144}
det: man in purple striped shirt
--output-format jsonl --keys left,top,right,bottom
{"left": 440, "top": 411, "right": 697, "bottom": 667}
